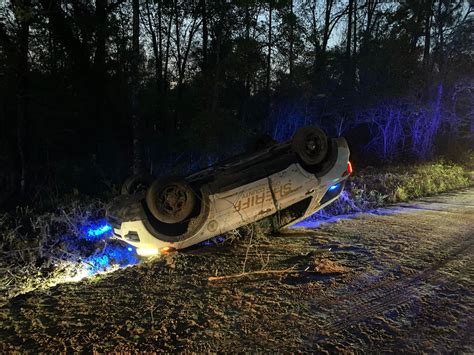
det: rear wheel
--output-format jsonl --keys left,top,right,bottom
{"left": 121, "top": 174, "right": 154, "bottom": 195}
{"left": 146, "top": 177, "right": 196, "bottom": 224}
{"left": 291, "top": 127, "right": 329, "bottom": 165}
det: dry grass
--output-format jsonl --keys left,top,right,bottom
{"left": 0, "top": 198, "right": 137, "bottom": 305}
{"left": 318, "top": 161, "right": 471, "bottom": 217}
{"left": 312, "top": 258, "right": 348, "bottom": 274}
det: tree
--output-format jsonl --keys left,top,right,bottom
{"left": 144, "top": 0, "right": 163, "bottom": 94}
{"left": 12, "top": 0, "right": 31, "bottom": 195}
{"left": 344, "top": 0, "right": 354, "bottom": 89}
{"left": 266, "top": 0, "right": 273, "bottom": 115}
{"left": 423, "top": 0, "right": 434, "bottom": 68}
{"left": 0, "top": 0, "right": 472, "bottom": 202}
{"left": 173, "top": 0, "right": 201, "bottom": 128}
{"left": 131, "top": 0, "right": 143, "bottom": 174}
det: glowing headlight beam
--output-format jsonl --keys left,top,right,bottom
{"left": 136, "top": 248, "right": 159, "bottom": 256}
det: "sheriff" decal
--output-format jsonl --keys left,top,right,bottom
{"left": 234, "top": 182, "right": 293, "bottom": 211}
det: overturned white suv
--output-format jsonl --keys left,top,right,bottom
{"left": 106, "top": 127, "right": 351, "bottom": 256}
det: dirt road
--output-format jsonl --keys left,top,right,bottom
{"left": 1, "top": 188, "right": 473, "bottom": 352}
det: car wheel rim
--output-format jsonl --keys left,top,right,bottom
{"left": 305, "top": 136, "right": 321, "bottom": 157}
{"left": 158, "top": 185, "right": 190, "bottom": 217}
{"left": 131, "top": 182, "right": 147, "bottom": 193}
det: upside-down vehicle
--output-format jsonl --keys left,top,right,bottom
{"left": 106, "top": 127, "right": 352, "bottom": 256}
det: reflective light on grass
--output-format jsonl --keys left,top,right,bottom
{"left": 87, "top": 224, "right": 112, "bottom": 237}
{"left": 63, "top": 222, "right": 139, "bottom": 282}
{"left": 6, "top": 219, "right": 141, "bottom": 299}
{"left": 64, "top": 244, "right": 139, "bottom": 282}
{"left": 199, "top": 235, "right": 227, "bottom": 246}
{"left": 84, "top": 221, "right": 113, "bottom": 240}
{"left": 292, "top": 203, "right": 423, "bottom": 230}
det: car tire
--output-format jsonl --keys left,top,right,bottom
{"left": 291, "top": 127, "right": 329, "bottom": 165}
{"left": 121, "top": 174, "right": 154, "bottom": 195}
{"left": 146, "top": 177, "right": 196, "bottom": 224}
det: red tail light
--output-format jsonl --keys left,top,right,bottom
{"left": 347, "top": 161, "right": 353, "bottom": 175}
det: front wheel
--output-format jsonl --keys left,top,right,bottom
{"left": 146, "top": 177, "right": 196, "bottom": 224}
{"left": 291, "top": 127, "right": 329, "bottom": 165}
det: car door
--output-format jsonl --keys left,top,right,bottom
{"left": 210, "top": 177, "right": 278, "bottom": 234}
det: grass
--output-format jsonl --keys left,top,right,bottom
{"left": 0, "top": 198, "right": 137, "bottom": 305}
{"left": 318, "top": 161, "right": 471, "bottom": 217}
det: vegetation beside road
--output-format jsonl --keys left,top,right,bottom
{"left": 0, "top": 161, "right": 471, "bottom": 304}
{"left": 318, "top": 161, "right": 472, "bottom": 217}
{"left": 0, "top": 199, "right": 137, "bottom": 305}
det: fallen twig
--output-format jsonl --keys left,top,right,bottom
{"left": 208, "top": 265, "right": 299, "bottom": 281}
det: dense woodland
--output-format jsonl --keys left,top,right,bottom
{"left": 0, "top": 0, "right": 473, "bottom": 205}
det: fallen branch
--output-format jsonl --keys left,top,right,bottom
{"left": 208, "top": 265, "right": 298, "bottom": 282}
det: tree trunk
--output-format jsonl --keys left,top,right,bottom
{"left": 361, "top": 0, "right": 377, "bottom": 63}
{"left": 145, "top": 0, "right": 162, "bottom": 92}
{"left": 174, "top": 0, "right": 182, "bottom": 131}
{"left": 157, "top": 0, "right": 163, "bottom": 87}
{"left": 309, "top": 0, "right": 318, "bottom": 76}
{"left": 310, "top": 0, "right": 317, "bottom": 49}
{"left": 423, "top": 2, "right": 432, "bottom": 68}
{"left": 353, "top": 0, "right": 357, "bottom": 57}
{"left": 48, "top": 15, "right": 57, "bottom": 75}
{"left": 201, "top": 0, "right": 208, "bottom": 71}
{"left": 38, "top": 0, "right": 90, "bottom": 74}
{"left": 93, "top": 0, "right": 107, "bottom": 138}
{"left": 344, "top": 0, "right": 353, "bottom": 89}
{"left": 266, "top": 1, "right": 272, "bottom": 116}
{"left": 410, "top": 3, "right": 425, "bottom": 54}
{"left": 322, "top": 0, "right": 333, "bottom": 53}
{"left": 289, "top": 0, "right": 294, "bottom": 83}
{"left": 162, "top": 10, "right": 173, "bottom": 132}
{"left": 210, "top": 27, "right": 221, "bottom": 113}
{"left": 352, "top": 0, "right": 357, "bottom": 86}
{"left": 366, "top": 0, "right": 372, "bottom": 35}
{"left": 240, "top": 0, "right": 251, "bottom": 122}
{"left": 163, "top": 13, "right": 173, "bottom": 88}
{"left": 346, "top": 0, "right": 353, "bottom": 63}
{"left": 15, "top": 0, "right": 31, "bottom": 196}
{"left": 436, "top": 0, "right": 445, "bottom": 71}
{"left": 131, "top": 0, "right": 143, "bottom": 175}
